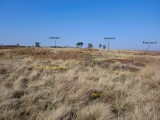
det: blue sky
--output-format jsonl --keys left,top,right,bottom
{"left": 0, "top": 0, "right": 160, "bottom": 50}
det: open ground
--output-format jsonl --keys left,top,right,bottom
{"left": 0, "top": 47, "right": 160, "bottom": 120}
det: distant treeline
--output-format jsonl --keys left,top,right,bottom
{"left": 0, "top": 45, "right": 75, "bottom": 48}
{"left": 0, "top": 45, "right": 27, "bottom": 49}
{"left": 0, "top": 45, "right": 26, "bottom": 47}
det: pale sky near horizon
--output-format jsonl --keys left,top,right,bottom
{"left": 0, "top": 0, "right": 160, "bottom": 50}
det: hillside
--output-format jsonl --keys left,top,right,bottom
{"left": 0, "top": 47, "right": 160, "bottom": 120}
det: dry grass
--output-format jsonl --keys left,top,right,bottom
{"left": 0, "top": 47, "right": 160, "bottom": 120}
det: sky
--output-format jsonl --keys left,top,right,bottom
{"left": 0, "top": 0, "right": 160, "bottom": 50}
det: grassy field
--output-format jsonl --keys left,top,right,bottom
{"left": 0, "top": 47, "right": 160, "bottom": 120}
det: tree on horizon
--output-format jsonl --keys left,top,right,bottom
{"left": 99, "top": 44, "right": 102, "bottom": 48}
{"left": 16, "top": 43, "right": 20, "bottom": 47}
{"left": 103, "top": 44, "right": 106, "bottom": 49}
{"left": 76, "top": 42, "right": 83, "bottom": 48}
{"left": 35, "top": 42, "right": 40, "bottom": 47}
{"left": 88, "top": 43, "right": 93, "bottom": 48}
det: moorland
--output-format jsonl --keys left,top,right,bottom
{"left": 0, "top": 47, "right": 160, "bottom": 120}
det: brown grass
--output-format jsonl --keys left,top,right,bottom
{"left": 0, "top": 48, "right": 160, "bottom": 120}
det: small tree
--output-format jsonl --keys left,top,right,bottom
{"left": 35, "top": 42, "right": 40, "bottom": 47}
{"left": 99, "top": 44, "right": 102, "bottom": 48}
{"left": 88, "top": 43, "right": 93, "bottom": 48}
{"left": 76, "top": 42, "right": 83, "bottom": 48}
{"left": 103, "top": 44, "right": 106, "bottom": 49}
{"left": 76, "top": 43, "right": 79, "bottom": 48}
{"left": 16, "top": 43, "right": 20, "bottom": 47}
